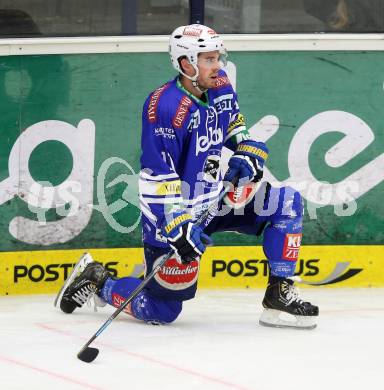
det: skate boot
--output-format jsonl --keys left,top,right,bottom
{"left": 259, "top": 275, "right": 319, "bottom": 330}
{"left": 54, "top": 253, "right": 109, "bottom": 314}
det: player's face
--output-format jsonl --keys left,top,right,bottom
{"left": 196, "top": 51, "right": 222, "bottom": 89}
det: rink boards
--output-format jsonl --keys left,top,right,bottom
{"left": 0, "top": 245, "right": 382, "bottom": 295}
{"left": 0, "top": 50, "right": 383, "bottom": 252}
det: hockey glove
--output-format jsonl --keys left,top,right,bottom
{"left": 224, "top": 140, "right": 268, "bottom": 187}
{"left": 161, "top": 211, "right": 213, "bottom": 264}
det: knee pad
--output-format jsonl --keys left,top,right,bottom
{"left": 281, "top": 187, "right": 304, "bottom": 222}
{"left": 131, "top": 291, "right": 183, "bottom": 324}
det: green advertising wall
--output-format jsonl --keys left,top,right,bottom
{"left": 0, "top": 51, "right": 383, "bottom": 252}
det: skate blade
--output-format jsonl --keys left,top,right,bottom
{"left": 54, "top": 252, "right": 94, "bottom": 307}
{"left": 259, "top": 308, "right": 317, "bottom": 330}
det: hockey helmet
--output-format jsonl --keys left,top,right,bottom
{"left": 169, "top": 24, "right": 227, "bottom": 82}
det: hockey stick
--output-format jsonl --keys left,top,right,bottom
{"left": 77, "top": 184, "right": 232, "bottom": 363}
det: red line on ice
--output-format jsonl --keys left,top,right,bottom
{"left": 36, "top": 321, "right": 252, "bottom": 390}
{"left": 0, "top": 355, "right": 105, "bottom": 390}
{"left": 102, "top": 343, "right": 252, "bottom": 390}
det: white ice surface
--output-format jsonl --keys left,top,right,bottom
{"left": 0, "top": 288, "right": 383, "bottom": 390}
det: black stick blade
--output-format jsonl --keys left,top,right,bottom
{"left": 77, "top": 347, "right": 99, "bottom": 363}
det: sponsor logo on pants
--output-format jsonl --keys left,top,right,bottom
{"left": 282, "top": 233, "right": 302, "bottom": 260}
{"left": 154, "top": 257, "right": 199, "bottom": 290}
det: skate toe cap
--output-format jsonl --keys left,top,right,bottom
{"left": 60, "top": 299, "right": 77, "bottom": 314}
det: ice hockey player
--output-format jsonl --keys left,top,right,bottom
{"left": 56, "top": 24, "right": 318, "bottom": 329}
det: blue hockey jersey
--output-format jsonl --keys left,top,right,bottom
{"left": 139, "top": 70, "right": 249, "bottom": 247}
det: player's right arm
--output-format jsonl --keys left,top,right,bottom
{"left": 139, "top": 88, "right": 211, "bottom": 262}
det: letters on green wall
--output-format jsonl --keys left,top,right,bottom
{"left": 0, "top": 51, "right": 383, "bottom": 251}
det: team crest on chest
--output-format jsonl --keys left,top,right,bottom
{"left": 195, "top": 106, "right": 223, "bottom": 155}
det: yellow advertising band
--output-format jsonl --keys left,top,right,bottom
{"left": 0, "top": 245, "right": 382, "bottom": 295}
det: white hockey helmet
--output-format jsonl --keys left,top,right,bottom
{"left": 169, "top": 24, "right": 227, "bottom": 82}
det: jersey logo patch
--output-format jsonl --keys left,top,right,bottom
{"left": 147, "top": 83, "right": 169, "bottom": 123}
{"left": 196, "top": 106, "right": 223, "bottom": 155}
{"left": 203, "top": 152, "right": 221, "bottom": 183}
{"left": 214, "top": 76, "right": 231, "bottom": 89}
{"left": 173, "top": 96, "right": 193, "bottom": 128}
{"left": 282, "top": 233, "right": 302, "bottom": 261}
{"left": 154, "top": 256, "right": 199, "bottom": 290}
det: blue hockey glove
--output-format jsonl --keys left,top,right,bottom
{"left": 224, "top": 140, "right": 268, "bottom": 187}
{"left": 161, "top": 211, "right": 213, "bottom": 264}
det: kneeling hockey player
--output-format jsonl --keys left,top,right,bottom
{"left": 56, "top": 24, "right": 318, "bottom": 329}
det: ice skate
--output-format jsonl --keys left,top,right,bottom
{"left": 259, "top": 276, "right": 319, "bottom": 330}
{"left": 54, "top": 253, "right": 109, "bottom": 314}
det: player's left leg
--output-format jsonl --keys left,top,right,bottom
{"left": 259, "top": 186, "right": 318, "bottom": 329}
{"left": 205, "top": 182, "right": 318, "bottom": 329}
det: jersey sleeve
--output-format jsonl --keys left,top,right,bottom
{"left": 139, "top": 90, "right": 186, "bottom": 231}
{"left": 224, "top": 89, "right": 251, "bottom": 151}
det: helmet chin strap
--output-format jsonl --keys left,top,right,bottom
{"left": 180, "top": 65, "right": 208, "bottom": 94}
{"left": 192, "top": 80, "right": 208, "bottom": 94}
